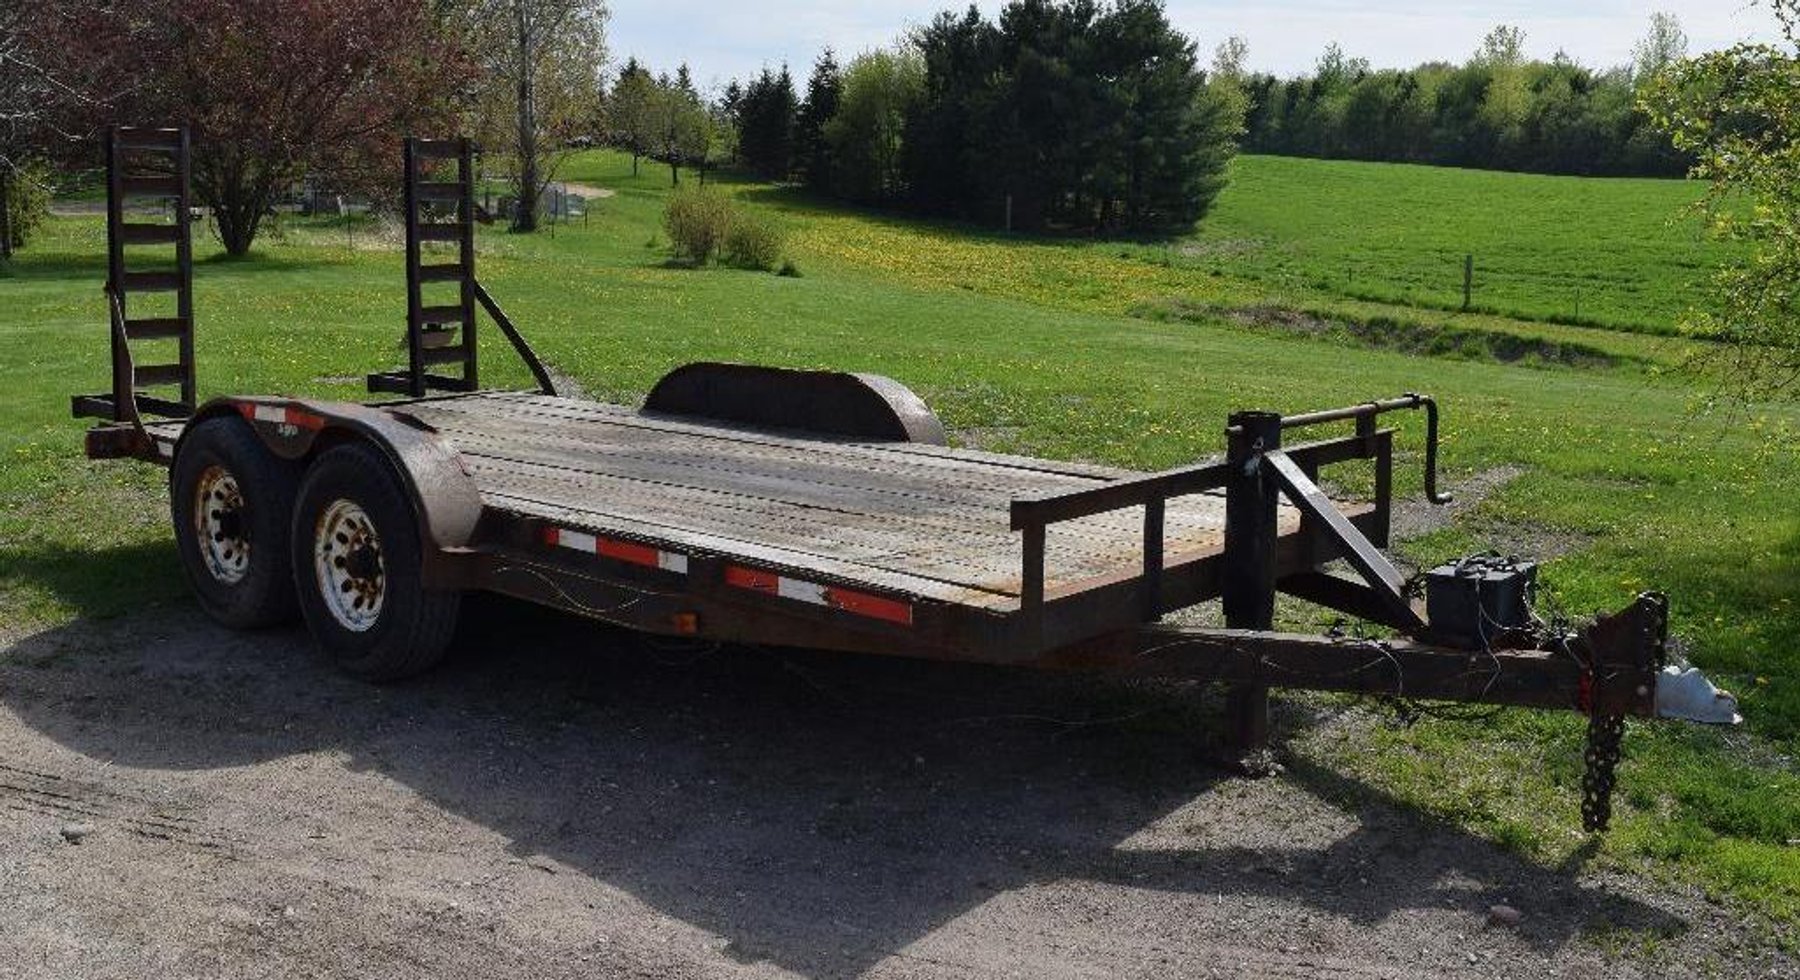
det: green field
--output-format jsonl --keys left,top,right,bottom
{"left": 1183, "top": 156, "right": 1726, "bottom": 334}
{"left": 2, "top": 151, "right": 1796, "bottom": 932}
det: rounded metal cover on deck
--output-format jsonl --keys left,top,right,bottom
{"left": 643, "top": 362, "right": 948, "bottom": 445}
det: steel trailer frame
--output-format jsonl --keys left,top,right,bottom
{"left": 71, "top": 130, "right": 1724, "bottom": 832}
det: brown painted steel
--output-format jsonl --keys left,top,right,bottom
{"left": 644, "top": 362, "right": 950, "bottom": 445}
{"left": 1266, "top": 448, "right": 1423, "bottom": 630}
{"left": 72, "top": 125, "right": 194, "bottom": 426}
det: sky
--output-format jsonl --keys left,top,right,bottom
{"left": 609, "top": 1, "right": 1784, "bottom": 92}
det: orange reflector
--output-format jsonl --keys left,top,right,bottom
{"left": 822, "top": 587, "right": 915, "bottom": 626}
{"left": 724, "top": 565, "right": 780, "bottom": 594}
{"left": 597, "top": 538, "right": 662, "bottom": 569}
{"left": 723, "top": 565, "right": 913, "bottom": 627}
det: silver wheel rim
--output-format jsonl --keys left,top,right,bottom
{"left": 195, "top": 465, "right": 251, "bottom": 585}
{"left": 314, "top": 499, "right": 385, "bottom": 632}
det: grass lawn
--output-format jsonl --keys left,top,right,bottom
{"left": 2, "top": 149, "right": 1796, "bottom": 933}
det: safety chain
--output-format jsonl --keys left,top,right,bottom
{"left": 1579, "top": 594, "right": 1667, "bottom": 834}
{"left": 1581, "top": 712, "right": 1627, "bottom": 832}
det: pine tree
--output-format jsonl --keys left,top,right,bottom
{"left": 736, "top": 66, "right": 797, "bottom": 180}
{"left": 795, "top": 49, "right": 842, "bottom": 190}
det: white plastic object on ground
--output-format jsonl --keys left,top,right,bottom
{"left": 1654, "top": 665, "right": 1742, "bottom": 725}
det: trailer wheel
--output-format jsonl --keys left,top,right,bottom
{"left": 291, "top": 441, "right": 460, "bottom": 681}
{"left": 171, "top": 416, "right": 301, "bottom": 629}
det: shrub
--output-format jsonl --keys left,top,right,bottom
{"left": 2, "top": 163, "right": 51, "bottom": 255}
{"left": 723, "top": 209, "right": 787, "bottom": 271}
{"left": 662, "top": 185, "right": 732, "bottom": 265}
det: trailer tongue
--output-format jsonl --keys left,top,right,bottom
{"left": 73, "top": 128, "right": 1740, "bottom": 832}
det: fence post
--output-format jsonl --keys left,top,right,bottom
{"left": 1462, "top": 253, "right": 1473, "bottom": 312}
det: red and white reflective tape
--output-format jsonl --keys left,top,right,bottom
{"left": 724, "top": 565, "right": 914, "bottom": 627}
{"left": 542, "top": 526, "right": 689, "bottom": 574}
{"left": 237, "top": 402, "right": 325, "bottom": 431}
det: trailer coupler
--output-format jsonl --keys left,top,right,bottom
{"left": 1102, "top": 592, "right": 1739, "bottom": 831}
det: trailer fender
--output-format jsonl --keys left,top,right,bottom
{"left": 182, "top": 397, "right": 483, "bottom": 553}
{"left": 644, "top": 362, "right": 948, "bottom": 444}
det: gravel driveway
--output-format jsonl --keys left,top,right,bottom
{"left": 0, "top": 597, "right": 1789, "bottom": 979}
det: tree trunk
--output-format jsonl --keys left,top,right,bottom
{"left": 1, "top": 168, "right": 12, "bottom": 260}
{"left": 215, "top": 180, "right": 266, "bottom": 257}
{"left": 631, "top": 150, "right": 640, "bottom": 177}
{"left": 512, "top": 0, "right": 539, "bottom": 233}
{"left": 206, "top": 158, "right": 267, "bottom": 258}
{"left": 670, "top": 159, "right": 679, "bottom": 186}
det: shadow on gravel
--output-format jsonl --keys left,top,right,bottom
{"left": 0, "top": 596, "right": 1685, "bottom": 977}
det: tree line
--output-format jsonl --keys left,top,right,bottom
{"left": 1235, "top": 17, "right": 1692, "bottom": 177}
{"left": 698, "top": 0, "right": 1242, "bottom": 234}
{"left": 0, "top": 0, "right": 1715, "bottom": 257}
{"left": 634, "top": 5, "right": 1695, "bottom": 233}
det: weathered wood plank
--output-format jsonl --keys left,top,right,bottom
{"left": 461, "top": 454, "right": 1234, "bottom": 592}
{"left": 414, "top": 395, "right": 1113, "bottom": 498}
{"left": 427, "top": 393, "right": 1141, "bottom": 490}
{"left": 415, "top": 399, "right": 1245, "bottom": 536}
{"left": 397, "top": 392, "right": 1320, "bottom": 603}
{"left": 433, "top": 421, "right": 1234, "bottom": 552}
{"left": 484, "top": 490, "right": 1014, "bottom": 607}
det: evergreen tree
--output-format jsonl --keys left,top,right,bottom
{"left": 795, "top": 49, "right": 842, "bottom": 190}
{"left": 737, "top": 66, "right": 797, "bottom": 180}
{"left": 903, "top": 7, "right": 999, "bottom": 217}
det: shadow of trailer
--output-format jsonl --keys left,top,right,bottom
{"left": 71, "top": 128, "right": 1740, "bottom": 833}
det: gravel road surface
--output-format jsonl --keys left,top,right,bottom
{"left": 0, "top": 597, "right": 1789, "bottom": 979}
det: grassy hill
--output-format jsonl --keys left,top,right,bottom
{"left": 1186, "top": 156, "right": 1724, "bottom": 334}
{"left": 2, "top": 150, "right": 1795, "bottom": 929}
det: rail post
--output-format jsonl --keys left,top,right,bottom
{"left": 1222, "top": 410, "right": 1282, "bottom": 753}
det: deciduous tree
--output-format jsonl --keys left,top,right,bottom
{"left": 42, "top": 0, "right": 467, "bottom": 255}
{"left": 609, "top": 58, "right": 658, "bottom": 176}
{"left": 651, "top": 69, "right": 709, "bottom": 186}
{"left": 825, "top": 48, "right": 924, "bottom": 204}
{"left": 1644, "top": 1, "right": 1800, "bottom": 392}
{"left": 457, "top": 0, "right": 608, "bottom": 232}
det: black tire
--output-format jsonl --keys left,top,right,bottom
{"left": 290, "top": 441, "right": 460, "bottom": 681}
{"left": 170, "top": 416, "right": 301, "bottom": 629}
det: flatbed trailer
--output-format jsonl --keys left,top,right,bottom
{"left": 71, "top": 129, "right": 1740, "bottom": 832}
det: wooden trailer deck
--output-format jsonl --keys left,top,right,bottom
{"left": 139, "top": 390, "right": 1311, "bottom": 614}
{"left": 399, "top": 392, "right": 1303, "bottom": 610}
